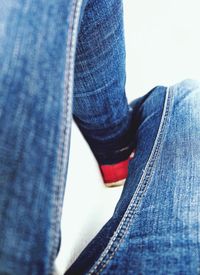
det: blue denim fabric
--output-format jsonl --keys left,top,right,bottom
{"left": 0, "top": 0, "right": 83, "bottom": 274}
{"left": 1, "top": 0, "right": 200, "bottom": 275}
{"left": 73, "top": 0, "right": 135, "bottom": 165}
{"left": 0, "top": 0, "right": 131, "bottom": 273}
{"left": 66, "top": 80, "right": 200, "bottom": 274}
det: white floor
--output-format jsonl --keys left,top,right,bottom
{"left": 55, "top": 1, "right": 200, "bottom": 274}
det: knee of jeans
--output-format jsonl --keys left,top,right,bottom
{"left": 172, "top": 79, "right": 200, "bottom": 97}
{"left": 177, "top": 79, "right": 200, "bottom": 91}
{"left": 170, "top": 79, "right": 200, "bottom": 119}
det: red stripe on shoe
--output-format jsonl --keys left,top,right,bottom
{"left": 100, "top": 152, "right": 134, "bottom": 184}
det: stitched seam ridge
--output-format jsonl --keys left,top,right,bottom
{"left": 88, "top": 88, "right": 172, "bottom": 274}
{"left": 49, "top": 1, "right": 83, "bottom": 274}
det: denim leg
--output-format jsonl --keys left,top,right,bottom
{"left": 67, "top": 80, "right": 200, "bottom": 274}
{"left": 66, "top": 85, "right": 168, "bottom": 274}
{"left": 73, "top": 0, "right": 133, "bottom": 164}
{"left": 0, "top": 1, "right": 83, "bottom": 274}
{"left": 97, "top": 79, "right": 200, "bottom": 275}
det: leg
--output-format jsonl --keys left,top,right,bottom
{"left": 73, "top": 0, "right": 135, "bottom": 167}
{"left": 0, "top": 1, "right": 82, "bottom": 274}
{"left": 67, "top": 80, "right": 200, "bottom": 274}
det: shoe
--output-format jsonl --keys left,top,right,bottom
{"left": 100, "top": 151, "right": 135, "bottom": 187}
{"left": 74, "top": 101, "right": 138, "bottom": 188}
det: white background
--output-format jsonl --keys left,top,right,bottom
{"left": 56, "top": 0, "right": 200, "bottom": 274}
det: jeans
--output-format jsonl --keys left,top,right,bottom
{"left": 0, "top": 1, "right": 200, "bottom": 275}
{"left": 0, "top": 0, "right": 81, "bottom": 274}
{"left": 67, "top": 79, "right": 200, "bottom": 274}
{"left": 74, "top": 0, "right": 135, "bottom": 165}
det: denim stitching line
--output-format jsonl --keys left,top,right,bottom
{"left": 49, "top": 1, "right": 83, "bottom": 274}
{"left": 88, "top": 88, "right": 173, "bottom": 274}
{"left": 90, "top": 89, "right": 172, "bottom": 274}
{"left": 97, "top": 89, "right": 173, "bottom": 274}
{"left": 98, "top": 92, "right": 173, "bottom": 274}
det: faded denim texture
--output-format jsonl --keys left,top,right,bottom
{"left": 67, "top": 80, "right": 200, "bottom": 275}
{"left": 0, "top": 0, "right": 83, "bottom": 274}
{"left": 1, "top": 0, "right": 200, "bottom": 274}
{"left": 73, "top": 0, "right": 135, "bottom": 165}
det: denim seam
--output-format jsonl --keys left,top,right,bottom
{"left": 88, "top": 88, "right": 173, "bottom": 274}
{"left": 48, "top": 0, "right": 83, "bottom": 274}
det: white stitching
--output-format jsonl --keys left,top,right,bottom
{"left": 49, "top": 1, "right": 83, "bottom": 274}
{"left": 88, "top": 88, "right": 172, "bottom": 274}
